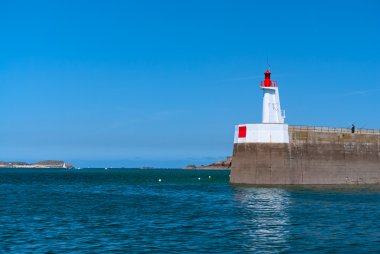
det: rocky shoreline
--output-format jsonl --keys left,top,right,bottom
{"left": 0, "top": 160, "right": 74, "bottom": 169}
{"left": 184, "top": 156, "right": 232, "bottom": 170}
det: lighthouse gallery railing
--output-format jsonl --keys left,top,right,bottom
{"left": 260, "top": 81, "right": 278, "bottom": 87}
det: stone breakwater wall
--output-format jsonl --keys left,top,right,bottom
{"left": 230, "top": 126, "right": 380, "bottom": 184}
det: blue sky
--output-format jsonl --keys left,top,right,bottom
{"left": 0, "top": 0, "right": 379, "bottom": 167}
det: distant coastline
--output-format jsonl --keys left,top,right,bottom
{"left": 184, "top": 156, "right": 232, "bottom": 170}
{"left": 0, "top": 160, "right": 74, "bottom": 169}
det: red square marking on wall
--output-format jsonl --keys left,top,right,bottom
{"left": 238, "top": 126, "right": 247, "bottom": 138}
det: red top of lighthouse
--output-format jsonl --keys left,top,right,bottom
{"left": 261, "top": 69, "right": 277, "bottom": 88}
{"left": 264, "top": 69, "right": 272, "bottom": 87}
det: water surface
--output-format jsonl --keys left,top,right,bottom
{"left": 1, "top": 168, "right": 380, "bottom": 253}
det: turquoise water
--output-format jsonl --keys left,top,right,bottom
{"left": 1, "top": 168, "right": 380, "bottom": 253}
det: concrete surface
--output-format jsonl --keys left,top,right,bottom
{"left": 230, "top": 126, "right": 380, "bottom": 184}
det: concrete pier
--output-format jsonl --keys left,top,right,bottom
{"left": 230, "top": 126, "right": 380, "bottom": 184}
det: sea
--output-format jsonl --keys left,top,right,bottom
{"left": 0, "top": 168, "right": 380, "bottom": 253}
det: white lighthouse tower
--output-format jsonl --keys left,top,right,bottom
{"left": 261, "top": 70, "right": 285, "bottom": 124}
{"left": 234, "top": 70, "right": 289, "bottom": 144}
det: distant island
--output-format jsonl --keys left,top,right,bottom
{"left": 0, "top": 160, "right": 74, "bottom": 169}
{"left": 184, "top": 156, "right": 232, "bottom": 170}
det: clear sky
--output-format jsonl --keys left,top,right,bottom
{"left": 1, "top": 0, "right": 379, "bottom": 167}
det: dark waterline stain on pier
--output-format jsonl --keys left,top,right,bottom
{"left": 1, "top": 168, "right": 380, "bottom": 253}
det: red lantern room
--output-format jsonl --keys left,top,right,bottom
{"left": 263, "top": 69, "right": 272, "bottom": 87}
{"left": 260, "top": 69, "right": 277, "bottom": 88}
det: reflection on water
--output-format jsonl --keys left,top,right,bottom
{"left": 233, "top": 185, "right": 380, "bottom": 253}
{"left": 234, "top": 187, "right": 291, "bottom": 253}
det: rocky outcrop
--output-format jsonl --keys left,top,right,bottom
{"left": 0, "top": 160, "right": 74, "bottom": 169}
{"left": 184, "top": 156, "right": 232, "bottom": 170}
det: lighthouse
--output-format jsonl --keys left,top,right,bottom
{"left": 234, "top": 70, "right": 289, "bottom": 144}
{"left": 261, "top": 70, "right": 285, "bottom": 124}
{"left": 231, "top": 69, "right": 380, "bottom": 185}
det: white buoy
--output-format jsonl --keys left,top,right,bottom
{"left": 208, "top": 176, "right": 211, "bottom": 179}
{"left": 158, "top": 179, "right": 162, "bottom": 182}
{"left": 198, "top": 177, "right": 201, "bottom": 180}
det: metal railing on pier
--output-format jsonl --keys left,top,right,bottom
{"left": 289, "top": 125, "right": 380, "bottom": 135}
